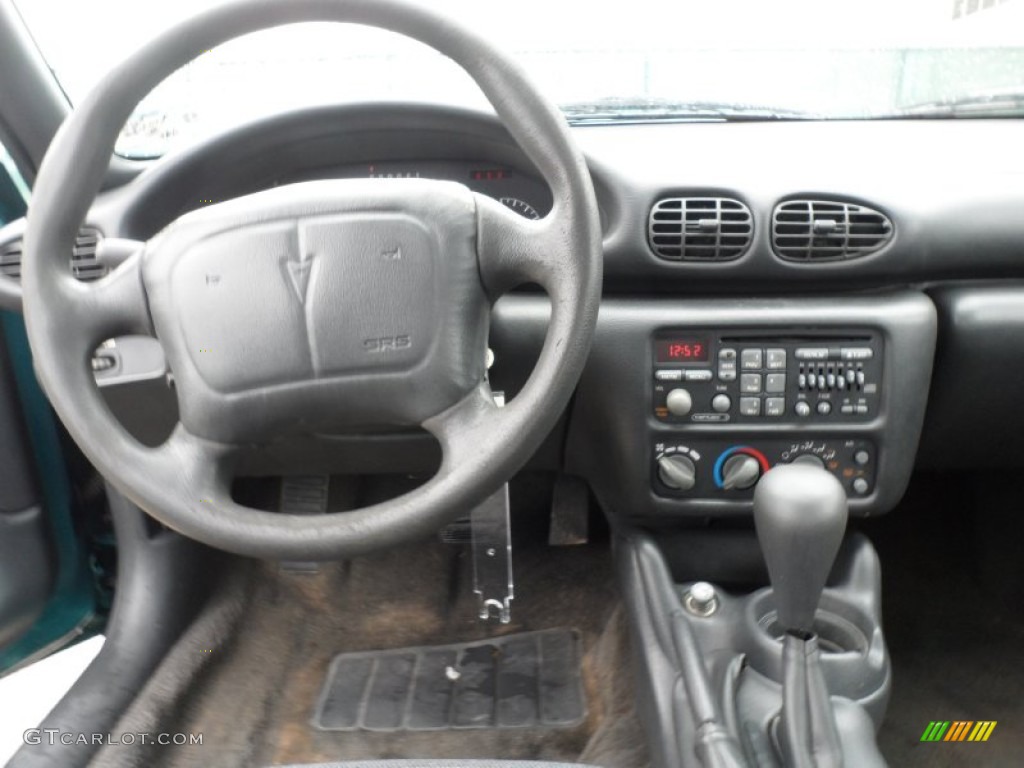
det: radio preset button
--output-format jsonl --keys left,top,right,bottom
{"left": 740, "top": 374, "right": 762, "bottom": 393}
{"left": 765, "top": 373, "right": 786, "bottom": 393}
{"left": 795, "top": 401, "right": 812, "bottom": 417}
{"left": 711, "top": 394, "right": 732, "bottom": 413}
{"left": 766, "top": 349, "right": 787, "bottom": 369}
{"left": 739, "top": 397, "right": 761, "bottom": 416}
{"left": 655, "top": 369, "right": 683, "bottom": 381}
{"left": 765, "top": 397, "right": 785, "bottom": 416}
{"left": 741, "top": 349, "right": 763, "bottom": 369}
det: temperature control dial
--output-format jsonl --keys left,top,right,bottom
{"left": 714, "top": 446, "right": 771, "bottom": 491}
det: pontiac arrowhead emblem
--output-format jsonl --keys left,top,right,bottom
{"left": 286, "top": 253, "right": 313, "bottom": 304}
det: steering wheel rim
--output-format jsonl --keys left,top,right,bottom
{"left": 22, "top": 0, "right": 601, "bottom": 560}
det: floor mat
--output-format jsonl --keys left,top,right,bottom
{"left": 314, "top": 629, "right": 585, "bottom": 732}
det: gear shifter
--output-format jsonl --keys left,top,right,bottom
{"left": 754, "top": 463, "right": 849, "bottom": 768}
{"left": 754, "top": 463, "right": 848, "bottom": 635}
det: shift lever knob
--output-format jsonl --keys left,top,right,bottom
{"left": 753, "top": 463, "right": 848, "bottom": 635}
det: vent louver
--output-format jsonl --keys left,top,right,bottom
{"left": 0, "top": 227, "right": 106, "bottom": 281}
{"left": 70, "top": 228, "right": 107, "bottom": 281}
{"left": 772, "top": 200, "right": 893, "bottom": 262}
{"left": 0, "top": 238, "right": 22, "bottom": 279}
{"left": 649, "top": 197, "right": 753, "bottom": 261}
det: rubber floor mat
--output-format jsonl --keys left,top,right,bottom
{"left": 313, "top": 629, "right": 586, "bottom": 732}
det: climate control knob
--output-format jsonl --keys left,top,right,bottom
{"left": 792, "top": 453, "right": 825, "bottom": 470}
{"left": 721, "top": 454, "right": 761, "bottom": 490}
{"left": 657, "top": 455, "right": 697, "bottom": 491}
{"left": 666, "top": 388, "right": 693, "bottom": 416}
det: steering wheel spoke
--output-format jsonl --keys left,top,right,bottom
{"left": 475, "top": 193, "right": 564, "bottom": 298}
{"left": 422, "top": 379, "right": 502, "bottom": 468}
{"left": 56, "top": 245, "right": 152, "bottom": 351}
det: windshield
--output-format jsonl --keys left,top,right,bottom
{"left": 13, "top": 0, "right": 1024, "bottom": 158}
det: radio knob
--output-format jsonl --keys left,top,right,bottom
{"left": 666, "top": 388, "right": 693, "bottom": 417}
{"left": 711, "top": 393, "right": 732, "bottom": 413}
{"left": 658, "top": 455, "right": 697, "bottom": 491}
{"left": 721, "top": 454, "right": 761, "bottom": 490}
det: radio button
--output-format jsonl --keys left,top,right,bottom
{"left": 765, "top": 397, "right": 785, "bottom": 416}
{"left": 794, "top": 401, "right": 812, "bottom": 417}
{"left": 841, "top": 347, "right": 874, "bottom": 361}
{"left": 740, "top": 397, "right": 761, "bottom": 416}
{"left": 711, "top": 394, "right": 732, "bottom": 413}
{"left": 719, "top": 348, "right": 737, "bottom": 361}
{"left": 685, "top": 369, "right": 713, "bottom": 382}
{"left": 655, "top": 369, "right": 683, "bottom": 381}
{"left": 795, "top": 347, "right": 829, "bottom": 361}
{"left": 766, "top": 349, "right": 787, "bottom": 369}
{"left": 765, "top": 373, "right": 786, "bottom": 393}
{"left": 740, "top": 374, "right": 762, "bottom": 394}
{"left": 741, "top": 349, "right": 763, "bottom": 369}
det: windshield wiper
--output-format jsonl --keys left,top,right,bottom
{"left": 561, "top": 98, "right": 819, "bottom": 124}
{"left": 895, "top": 88, "right": 1024, "bottom": 118}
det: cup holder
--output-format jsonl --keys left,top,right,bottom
{"left": 742, "top": 587, "right": 889, "bottom": 706}
{"left": 757, "top": 609, "right": 869, "bottom": 655}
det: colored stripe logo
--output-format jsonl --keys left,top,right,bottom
{"left": 920, "top": 721, "right": 997, "bottom": 742}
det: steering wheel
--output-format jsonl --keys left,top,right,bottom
{"left": 21, "top": 0, "right": 601, "bottom": 560}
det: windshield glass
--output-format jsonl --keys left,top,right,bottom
{"left": 13, "top": 0, "right": 1024, "bottom": 158}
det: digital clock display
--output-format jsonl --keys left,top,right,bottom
{"left": 655, "top": 338, "right": 710, "bottom": 363}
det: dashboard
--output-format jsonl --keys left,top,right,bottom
{"left": 6, "top": 103, "right": 1024, "bottom": 525}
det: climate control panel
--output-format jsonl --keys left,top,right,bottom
{"left": 653, "top": 438, "right": 876, "bottom": 500}
{"left": 652, "top": 331, "right": 883, "bottom": 425}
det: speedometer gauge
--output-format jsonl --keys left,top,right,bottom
{"left": 499, "top": 197, "right": 541, "bottom": 220}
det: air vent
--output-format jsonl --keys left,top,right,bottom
{"left": 772, "top": 200, "right": 893, "bottom": 262}
{"left": 0, "top": 227, "right": 106, "bottom": 282}
{"left": 71, "top": 228, "right": 107, "bottom": 281}
{"left": 0, "top": 238, "right": 22, "bottom": 279}
{"left": 649, "top": 197, "right": 753, "bottom": 261}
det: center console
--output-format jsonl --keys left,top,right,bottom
{"left": 558, "top": 290, "right": 937, "bottom": 520}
